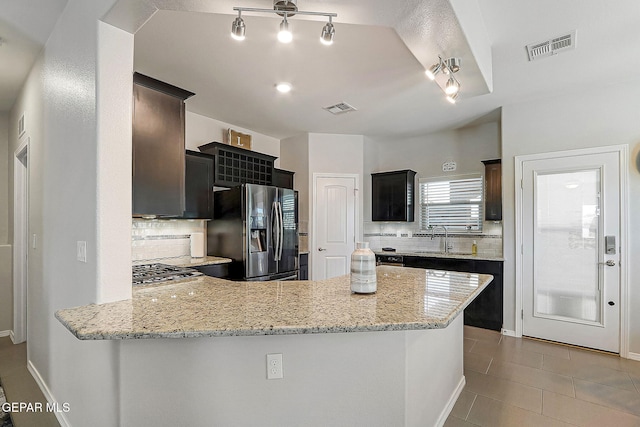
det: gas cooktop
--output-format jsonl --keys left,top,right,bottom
{"left": 132, "top": 263, "right": 202, "bottom": 286}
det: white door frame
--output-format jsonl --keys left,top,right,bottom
{"left": 13, "top": 137, "right": 29, "bottom": 344}
{"left": 515, "top": 145, "right": 629, "bottom": 357}
{"left": 311, "top": 173, "right": 360, "bottom": 281}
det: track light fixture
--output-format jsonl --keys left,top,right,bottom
{"left": 231, "top": 12, "right": 246, "bottom": 41}
{"left": 425, "top": 56, "right": 462, "bottom": 103}
{"left": 232, "top": 1, "right": 337, "bottom": 45}
{"left": 320, "top": 17, "right": 335, "bottom": 45}
{"left": 278, "top": 15, "right": 292, "bottom": 43}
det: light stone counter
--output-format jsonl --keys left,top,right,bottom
{"left": 56, "top": 266, "right": 492, "bottom": 340}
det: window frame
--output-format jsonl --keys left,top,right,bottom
{"left": 418, "top": 174, "right": 484, "bottom": 233}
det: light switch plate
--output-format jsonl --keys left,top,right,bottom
{"left": 77, "top": 241, "right": 87, "bottom": 263}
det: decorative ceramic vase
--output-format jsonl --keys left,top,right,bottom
{"left": 350, "top": 242, "right": 377, "bottom": 293}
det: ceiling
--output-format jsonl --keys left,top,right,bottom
{"left": 2, "top": 1, "right": 640, "bottom": 140}
{"left": 0, "top": 0, "right": 68, "bottom": 111}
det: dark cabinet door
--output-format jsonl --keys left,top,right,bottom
{"left": 273, "top": 168, "right": 295, "bottom": 189}
{"left": 483, "top": 159, "right": 502, "bottom": 221}
{"left": 299, "top": 253, "right": 309, "bottom": 280}
{"left": 183, "top": 151, "right": 214, "bottom": 219}
{"left": 404, "top": 256, "right": 503, "bottom": 331}
{"left": 132, "top": 73, "right": 195, "bottom": 217}
{"left": 372, "top": 170, "right": 416, "bottom": 222}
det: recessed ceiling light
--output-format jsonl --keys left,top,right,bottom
{"left": 276, "top": 82, "right": 292, "bottom": 93}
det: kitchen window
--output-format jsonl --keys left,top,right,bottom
{"left": 419, "top": 175, "right": 483, "bottom": 232}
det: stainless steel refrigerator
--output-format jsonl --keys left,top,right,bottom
{"left": 207, "top": 184, "right": 298, "bottom": 281}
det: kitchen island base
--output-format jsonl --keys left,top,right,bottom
{"left": 120, "top": 316, "right": 464, "bottom": 427}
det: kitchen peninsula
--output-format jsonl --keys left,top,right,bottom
{"left": 56, "top": 266, "right": 492, "bottom": 426}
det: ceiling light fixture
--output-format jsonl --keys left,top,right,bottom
{"left": 320, "top": 18, "right": 335, "bottom": 45}
{"left": 232, "top": 0, "right": 337, "bottom": 45}
{"left": 425, "top": 56, "right": 462, "bottom": 103}
{"left": 231, "top": 12, "right": 246, "bottom": 40}
{"left": 276, "top": 82, "right": 292, "bottom": 93}
{"left": 277, "top": 15, "right": 292, "bottom": 43}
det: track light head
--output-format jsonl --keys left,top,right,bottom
{"left": 320, "top": 21, "right": 335, "bottom": 45}
{"left": 425, "top": 62, "right": 441, "bottom": 81}
{"left": 278, "top": 16, "right": 292, "bottom": 43}
{"left": 231, "top": 15, "right": 246, "bottom": 41}
{"left": 445, "top": 57, "right": 461, "bottom": 73}
{"left": 445, "top": 77, "right": 460, "bottom": 95}
{"left": 446, "top": 93, "right": 458, "bottom": 104}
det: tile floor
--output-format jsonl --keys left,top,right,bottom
{"left": 446, "top": 326, "right": 640, "bottom": 427}
{"left": 0, "top": 337, "right": 60, "bottom": 427}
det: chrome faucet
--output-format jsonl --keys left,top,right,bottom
{"left": 430, "top": 225, "right": 449, "bottom": 254}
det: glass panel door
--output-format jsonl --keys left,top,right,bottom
{"left": 534, "top": 169, "right": 601, "bottom": 324}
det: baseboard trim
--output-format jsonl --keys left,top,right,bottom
{"left": 0, "top": 330, "right": 10, "bottom": 338}
{"left": 27, "top": 360, "right": 71, "bottom": 427}
{"left": 501, "top": 329, "right": 517, "bottom": 337}
{"left": 436, "top": 375, "right": 466, "bottom": 427}
{"left": 627, "top": 352, "right": 640, "bottom": 362}
{"left": 9, "top": 331, "right": 15, "bottom": 343}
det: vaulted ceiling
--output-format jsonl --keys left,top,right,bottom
{"left": 2, "top": 1, "right": 640, "bottom": 140}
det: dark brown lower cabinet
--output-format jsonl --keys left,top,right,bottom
{"left": 299, "top": 253, "right": 309, "bottom": 280}
{"left": 404, "top": 256, "right": 503, "bottom": 331}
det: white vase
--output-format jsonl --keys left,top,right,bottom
{"left": 350, "top": 242, "right": 377, "bottom": 293}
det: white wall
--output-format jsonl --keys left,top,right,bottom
{"left": 501, "top": 79, "right": 640, "bottom": 353}
{"left": 186, "top": 111, "right": 281, "bottom": 167}
{"left": 8, "top": 1, "right": 124, "bottom": 425}
{"left": 0, "top": 113, "right": 10, "bottom": 332}
{"left": 280, "top": 133, "right": 310, "bottom": 231}
{"left": 96, "top": 20, "right": 134, "bottom": 304}
{"left": 9, "top": 53, "right": 45, "bottom": 364}
{"left": 0, "top": 113, "right": 8, "bottom": 244}
{"left": 363, "top": 122, "right": 501, "bottom": 221}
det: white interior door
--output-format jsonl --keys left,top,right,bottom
{"left": 13, "top": 139, "right": 29, "bottom": 344}
{"left": 521, "top": 151, "right": 621, "bottom": 352}
{"left": 313, "top": 175, "right": 357, "bottom": 280}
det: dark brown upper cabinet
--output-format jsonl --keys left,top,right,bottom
{"left": 372, "top": 170, "right": 417, "bottom": 222}
{"left": 482, "top": 159, "right": 502, "bottom": 221}
{"left": 198, "top": 141, "right": 277, "bottom": 188}
{"left": 183, "top": 150, "right": 215, "bottom": 219}
{"left": 272, "top": 168, "right": 295, "bottom": 190}
{"left": 132, "top": 72, "right": 195, "bottom": 217}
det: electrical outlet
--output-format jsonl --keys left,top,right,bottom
{"left": 266, "top": 353, "right": 283, "bottom": 380}
{"left": 77, "top": 241, "right": 87, "bottom": 263}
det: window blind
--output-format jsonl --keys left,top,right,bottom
{"left": 419, "top": 175, "right": 483, "bottom": 231}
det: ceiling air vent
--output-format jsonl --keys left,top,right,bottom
{"left": 323, "top": 102, "right": 357, "bottom": 115}
{"left": 526, "top": 31, "right": 576, "bottom": 61}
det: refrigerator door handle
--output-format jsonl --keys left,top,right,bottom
{"left": 272, "top": 201, "right": 280, "bottom": 261}
{"left": 277, "top": 201, "right": 284, "bottom": 261}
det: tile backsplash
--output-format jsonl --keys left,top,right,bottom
{"left": 132, "top": 219, "right": 207, "bottom": 262}
{"left": 363, "top": 221, "right": 503, "bottom": 257}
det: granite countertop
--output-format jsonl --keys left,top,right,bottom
{"left": 133, "top": 256, "right": 232, "bottom": 268}
{"left": 376, "top": 250, "right": 504, "bottom": 262}
{"left": 55, "top": 266, "right": 492, "bottom": 340}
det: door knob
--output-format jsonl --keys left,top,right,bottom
{"left": 599, "top": 260, "right": 616, "bottom": 267}
{"left": 608, "top": 301, "right": 615, "bottom": 306}
{"left": 318, "top": 248, "right": 327, "bottom": 251}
